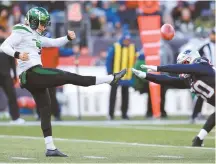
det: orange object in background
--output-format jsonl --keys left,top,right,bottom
{"left": 41, "top": 47, "right": 66, "bottom": 89}
{"left": 41, "top": 47, "right": 59, "bottom": 68}
{"left": 137, "top": 1, "right": 159, "bottom": 14}
{"left": 14, "top": 48, "right": 59, "bottom": 88}
{"left": 17, "top": 96, "right": 36, "bottom": 110}
{"left": 137, "top": 0, "right": 161, "bottom": 118}
{"left": 125, "top": 1, "right": 138, "bottom": 9}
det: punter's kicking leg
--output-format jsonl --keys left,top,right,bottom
{"left": 19, "top": 65, "right": 126, "bottom": 157}
{"left": 19, "top": 65, "right": 126, "bottom": 88}
{"left": 192, "top": 112, "right": 215, "bottom": 147}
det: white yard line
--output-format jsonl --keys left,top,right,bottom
{"left": 0, "top": 120, "right": 206, "bottom": 126}
{"left": 109, "top": 126, "right": 215, "bottom": 135}
{"left": 11, "top": 157, "right": 35, "bottom": 160}
{"left": 156, "top": 155, "right": 184, "bottom": 159}
{"left": 84, "top": 156, "right": 107, "bottom": 159}
{"left": 104, "top": 125, "right": 202, "bottom": 132}
{"left": 0, "top": 121, "right": 211, "bottom": 133}
{"left": 0, "top": 120, "right": 214, "bottom": 136}
{"left": 0, "top": 135, "right": 214, "bottom": 151}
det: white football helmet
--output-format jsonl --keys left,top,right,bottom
{"left": 177, "top": 49, "right": 201, "bottom": 64}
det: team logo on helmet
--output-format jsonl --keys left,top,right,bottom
{"left": 25, "top": 7, "right": 50, "bottom": 30}
{"left": 177, "top": 49, "right": 201, "bottom": 64}
{"left": 183, "top": 50, "right": 192, "bottom": 55}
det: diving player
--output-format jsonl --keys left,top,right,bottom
{"left": 132, "top": 49, "right": 215, "bottom": 147}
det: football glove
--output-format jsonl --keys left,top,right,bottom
{"left": 132, "top": 68, "right": 147, "bottom": 79}
{"left": 140, "top": 65, "right": 158, "bottom": 72}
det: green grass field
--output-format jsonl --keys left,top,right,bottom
{"left": 0, "top": 118, "right": 215, "bottom": 163}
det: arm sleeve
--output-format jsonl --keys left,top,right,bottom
{"left": 158, "top": 64, "right": 210, "bottom": 75}
{"left": 0, "top": 32, "right": 22, "bottom": 57}
{"left": 41, "top": 36, "right": 69, "bottom": 47}
{"left": 106, "top": 46, "right": 114, "bottom": 74}
{"left": 146, "top": 73, "right": 189, "bottom": 89}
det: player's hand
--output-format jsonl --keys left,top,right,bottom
{"left": 67, "top": 30, "right": 76, "bottom": 40}
{"left": 19, "top": 52, "right": 29, "bottom": 61}
{"left": 13, "top": 78, "right": 18, "bottom": 84}
{"left": 132, "top": 68, "right": 147, "bottom": 79}
{"left": 140, "top": 65, "right": 158, "bottom": 72}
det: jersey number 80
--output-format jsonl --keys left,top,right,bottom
{"left": 193, "top": 80, "right": 214, "bottom": 100}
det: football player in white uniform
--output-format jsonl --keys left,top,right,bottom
{"left": 0, "top": 7, "right": 126, "bottom": 157}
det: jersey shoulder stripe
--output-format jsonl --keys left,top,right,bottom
{"left": 12, "top": 24, "right": 32, "bottom": 34}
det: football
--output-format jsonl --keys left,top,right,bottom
{"left": 160, "top": 24, "right": 175, "bottom": 40}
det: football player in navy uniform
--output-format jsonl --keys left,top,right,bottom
{"left": 132, "top": 49, "right": 215, "bottom": 147}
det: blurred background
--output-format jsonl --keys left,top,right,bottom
{"left": 0, "top": 0, "right": 215, "bottom": 122}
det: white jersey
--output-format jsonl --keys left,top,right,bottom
{"left": 0, "top": 24, "right": 69, "bottom": 76}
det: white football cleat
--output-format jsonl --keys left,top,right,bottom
{"left": 10, "top": 118, "right": 25, "bottom": 125}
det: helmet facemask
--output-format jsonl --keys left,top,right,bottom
{"left": 25, "top": 7, "right": 51, "bottom": 32}
{"left": 38, "top": 9, "right": 51, "bottom": 28}
{"left": 177, "top": 49, "right": 201, "bottom": 79}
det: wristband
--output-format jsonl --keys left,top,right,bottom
{"left": 14, "top": 51, "right": 20, "bottom": 59}
{"left": 67, "top": 35, "right": 72, "bottom": 41}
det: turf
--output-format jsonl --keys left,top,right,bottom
{"left": 0, "top": 115, "right": 196, "bottom": 122}
{"left": 0, "top": 123, "right": 215, "bottom": 163}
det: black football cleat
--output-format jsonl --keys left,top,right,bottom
{"left": 46, "top": 149, "right": 68, "bottom": 157}
{"left": 192, "top": 136, "right": 204, "bottom": 147}
{"left": 110, "top": 69, "right": 127, "bottom": 86}
{"left": 122, "top": 115, "right": 130, "bottom": 120}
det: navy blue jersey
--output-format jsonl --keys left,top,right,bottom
{"left": 146, "top": 60, "right": 215, "bottom": 106}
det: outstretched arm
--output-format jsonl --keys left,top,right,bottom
{"left": 132, "top": 68, "right": 189, "bottom": 89}
{"left": 141, "top": 63, "right": 212, "bottom": 75}
{"left": 158, "top": 64, "right": 211, "bottom": 75}
{"left": 41, "top": 30, "right": 76, "bottom": 47}
{"left": 146, "top": 73, "right": 189, "bottom": 89}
